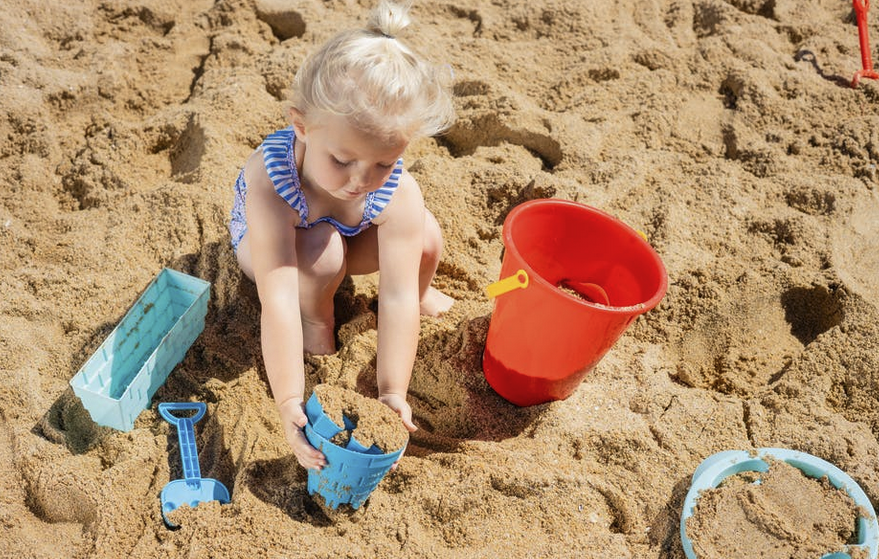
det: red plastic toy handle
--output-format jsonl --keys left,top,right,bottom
{"left": 857, "top": 0, "right": 873, "bottom": 70}
{"left": 853, "top": 0, "right": 879, "bottom": 86}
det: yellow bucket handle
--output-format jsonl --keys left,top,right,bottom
{"left": 486, "top": 269, "right": 530, "bottom": 299}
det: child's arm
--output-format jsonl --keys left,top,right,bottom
{"left": 373, "top": 174, "right": 427, "bottom": 432}
{"left": 243, "top": 154, "right": 326, "bottom": 470}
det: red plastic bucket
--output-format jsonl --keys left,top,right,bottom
{"left": 482, "top": 199, "right": 668, "bottom": 406}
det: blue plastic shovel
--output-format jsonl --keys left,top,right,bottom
{"left": 159, "top": 402, "right": 230, "bottom": 526}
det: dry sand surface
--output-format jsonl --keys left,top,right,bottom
{"left": 3, "top": 0, "right": 879, "bottom": 557}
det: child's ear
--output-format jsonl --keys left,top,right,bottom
{"left": 287, "top": 107, "right": 308, "bottom": 141}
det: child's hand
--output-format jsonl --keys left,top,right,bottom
{"left": 277, "top": 398, "right": 326, "bottom": 470}
{"left": 378, "top": 393, "right": 416, "bottom": 471}
{"left": 378, "top": 393, "right": 418, "bottom": 433}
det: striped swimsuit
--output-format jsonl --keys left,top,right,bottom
{"left": 229, "top": 127, "right": 402, "bottom": 251}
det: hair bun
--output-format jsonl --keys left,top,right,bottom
{"left": 368, "top": 0, "right": 411, "bottom": 39}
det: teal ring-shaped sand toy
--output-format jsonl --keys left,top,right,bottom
{"left": 680, "top": 448, "right": 879, "bottom": 559}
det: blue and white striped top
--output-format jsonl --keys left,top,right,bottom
{"left": 262, "top": 127, "right": 402, "bottom": 236}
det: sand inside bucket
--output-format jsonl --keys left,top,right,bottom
{"left": 312, "top": 384, "right": 409, "bottom": 453}
{"left": 685, "top": 459, "right": 861, "bottom": 559}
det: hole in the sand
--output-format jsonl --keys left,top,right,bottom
{"left": 726, "top": 0, "right": 776, "bottom": 18}
{"left": 99, "top": 5, "right": 176, "bottom": 36}
{"left": 780, "top": 285, "right": 845, "bottom": 345}
{"left": 721, "top": 125, "right": 739, "bottom": 160}
{"left": 35, "top": 388, "right": 112, "bottom": 454}
{"left": 489, "top": 475, "right": 538, "bottom": 498}
{"left": 170, "top": 116, "right": 206, "bottom": 181}
{"left": 633, "top": 49, "right": 674, "bottom": 71}
{"left": 244, "top": 457, "right": 327, "bottom": 523}
{"left": 255, "top": 8, "right": 306, "bottom": 41}
{"left": 784, "top": 185, "right": 836, "bottom": 216}
{"left": 747, "top": 216, "right": 805, "bottom": 247}
{"left": 758, "top": 0, "right": 777, "bottom": 19}
{"left": 588, "top": 67, "right": 620, "bottom": 82}
{"left": 439, "top": 113, "right": 562, "bottom": 170}
{"left": 719, "top": 77, "right": 742, "bottom": 110}
{"left": 453, "top": 80, "right": 490, "bottom": 97}
{"left": 692, "top": 2, "right": 727, "bottom": 37}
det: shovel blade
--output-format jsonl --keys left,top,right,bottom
{"left": 160, "top": 478, "right": 230, "bottom": 527}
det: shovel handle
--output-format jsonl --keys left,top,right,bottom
{"left": 159, "top": 402, "right": 206, "bottom": 424}
{"left": 852, "top": 0, "right": 879, "bottom": 85}
{"left": 159, "top": 402, "right": 206, "bottom": 481}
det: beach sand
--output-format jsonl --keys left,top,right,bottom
{"left": 2, "top": 0, "right": 879, "bottom": 557}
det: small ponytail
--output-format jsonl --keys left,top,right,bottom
{"left": 367, "top": 0, "right": 412, "bottom": 39}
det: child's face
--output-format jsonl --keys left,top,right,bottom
{"left": 296, "top": 113, "right": 408, "bottom": 201}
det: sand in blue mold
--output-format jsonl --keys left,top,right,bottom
{"left": 305, "top": 384, "right": 409, "bottom": 510}
{"left": 685, "top": 457, "right": 866, "bottom": 559}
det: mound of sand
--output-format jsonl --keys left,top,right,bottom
{"left": 2, "top": 0, "right": 879, "bottom": 557}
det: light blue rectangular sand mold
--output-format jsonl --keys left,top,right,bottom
{"left": 69, "top": 269, "right": 210, "bottom": 431}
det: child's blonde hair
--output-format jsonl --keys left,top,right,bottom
{"left": 291, "top": 1, "right": 455, "bottom": 141}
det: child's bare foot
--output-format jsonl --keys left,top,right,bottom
{"left": 302, "top": 318, "right": 336, "bottom": 355}
{"left": 420, "top": 287, "right": 454, "bottom": 317}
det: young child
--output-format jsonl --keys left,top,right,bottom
{"left": 228, "top": 1, "right": 455, "bottom": 470}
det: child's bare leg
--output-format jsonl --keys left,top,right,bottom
{"left": 419, "top": 210, "right": 453, "bottom": 316}
{"left": 345, "top": 210, "right": 452, "bottom": 316}
{"left": 235, "top": 234, "right": 257, "bottom": 281}
{"left": 295, "top": 223, "right": 346, "bottom": 354}
{"left": 235, "top": 225, "right": 344, "bottom": 354}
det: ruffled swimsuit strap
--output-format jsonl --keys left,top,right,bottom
{"left": 361, "top": 161, "right": 403, "bottom": 224}
{"left": 262, "top": 127, "right": 309, "bottom": 227}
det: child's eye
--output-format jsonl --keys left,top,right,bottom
{"left": 377, "top": 162, "right": 394, "bottom": 170}
{"left": 331, "top": 156, "right": 351, "bottom": 167}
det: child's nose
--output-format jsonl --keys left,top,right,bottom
{"left": 351, "top": 176, "right": 368, "bottom": 191}
{"left": 351, "top": 169, "right": 374, "bottom": 189}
